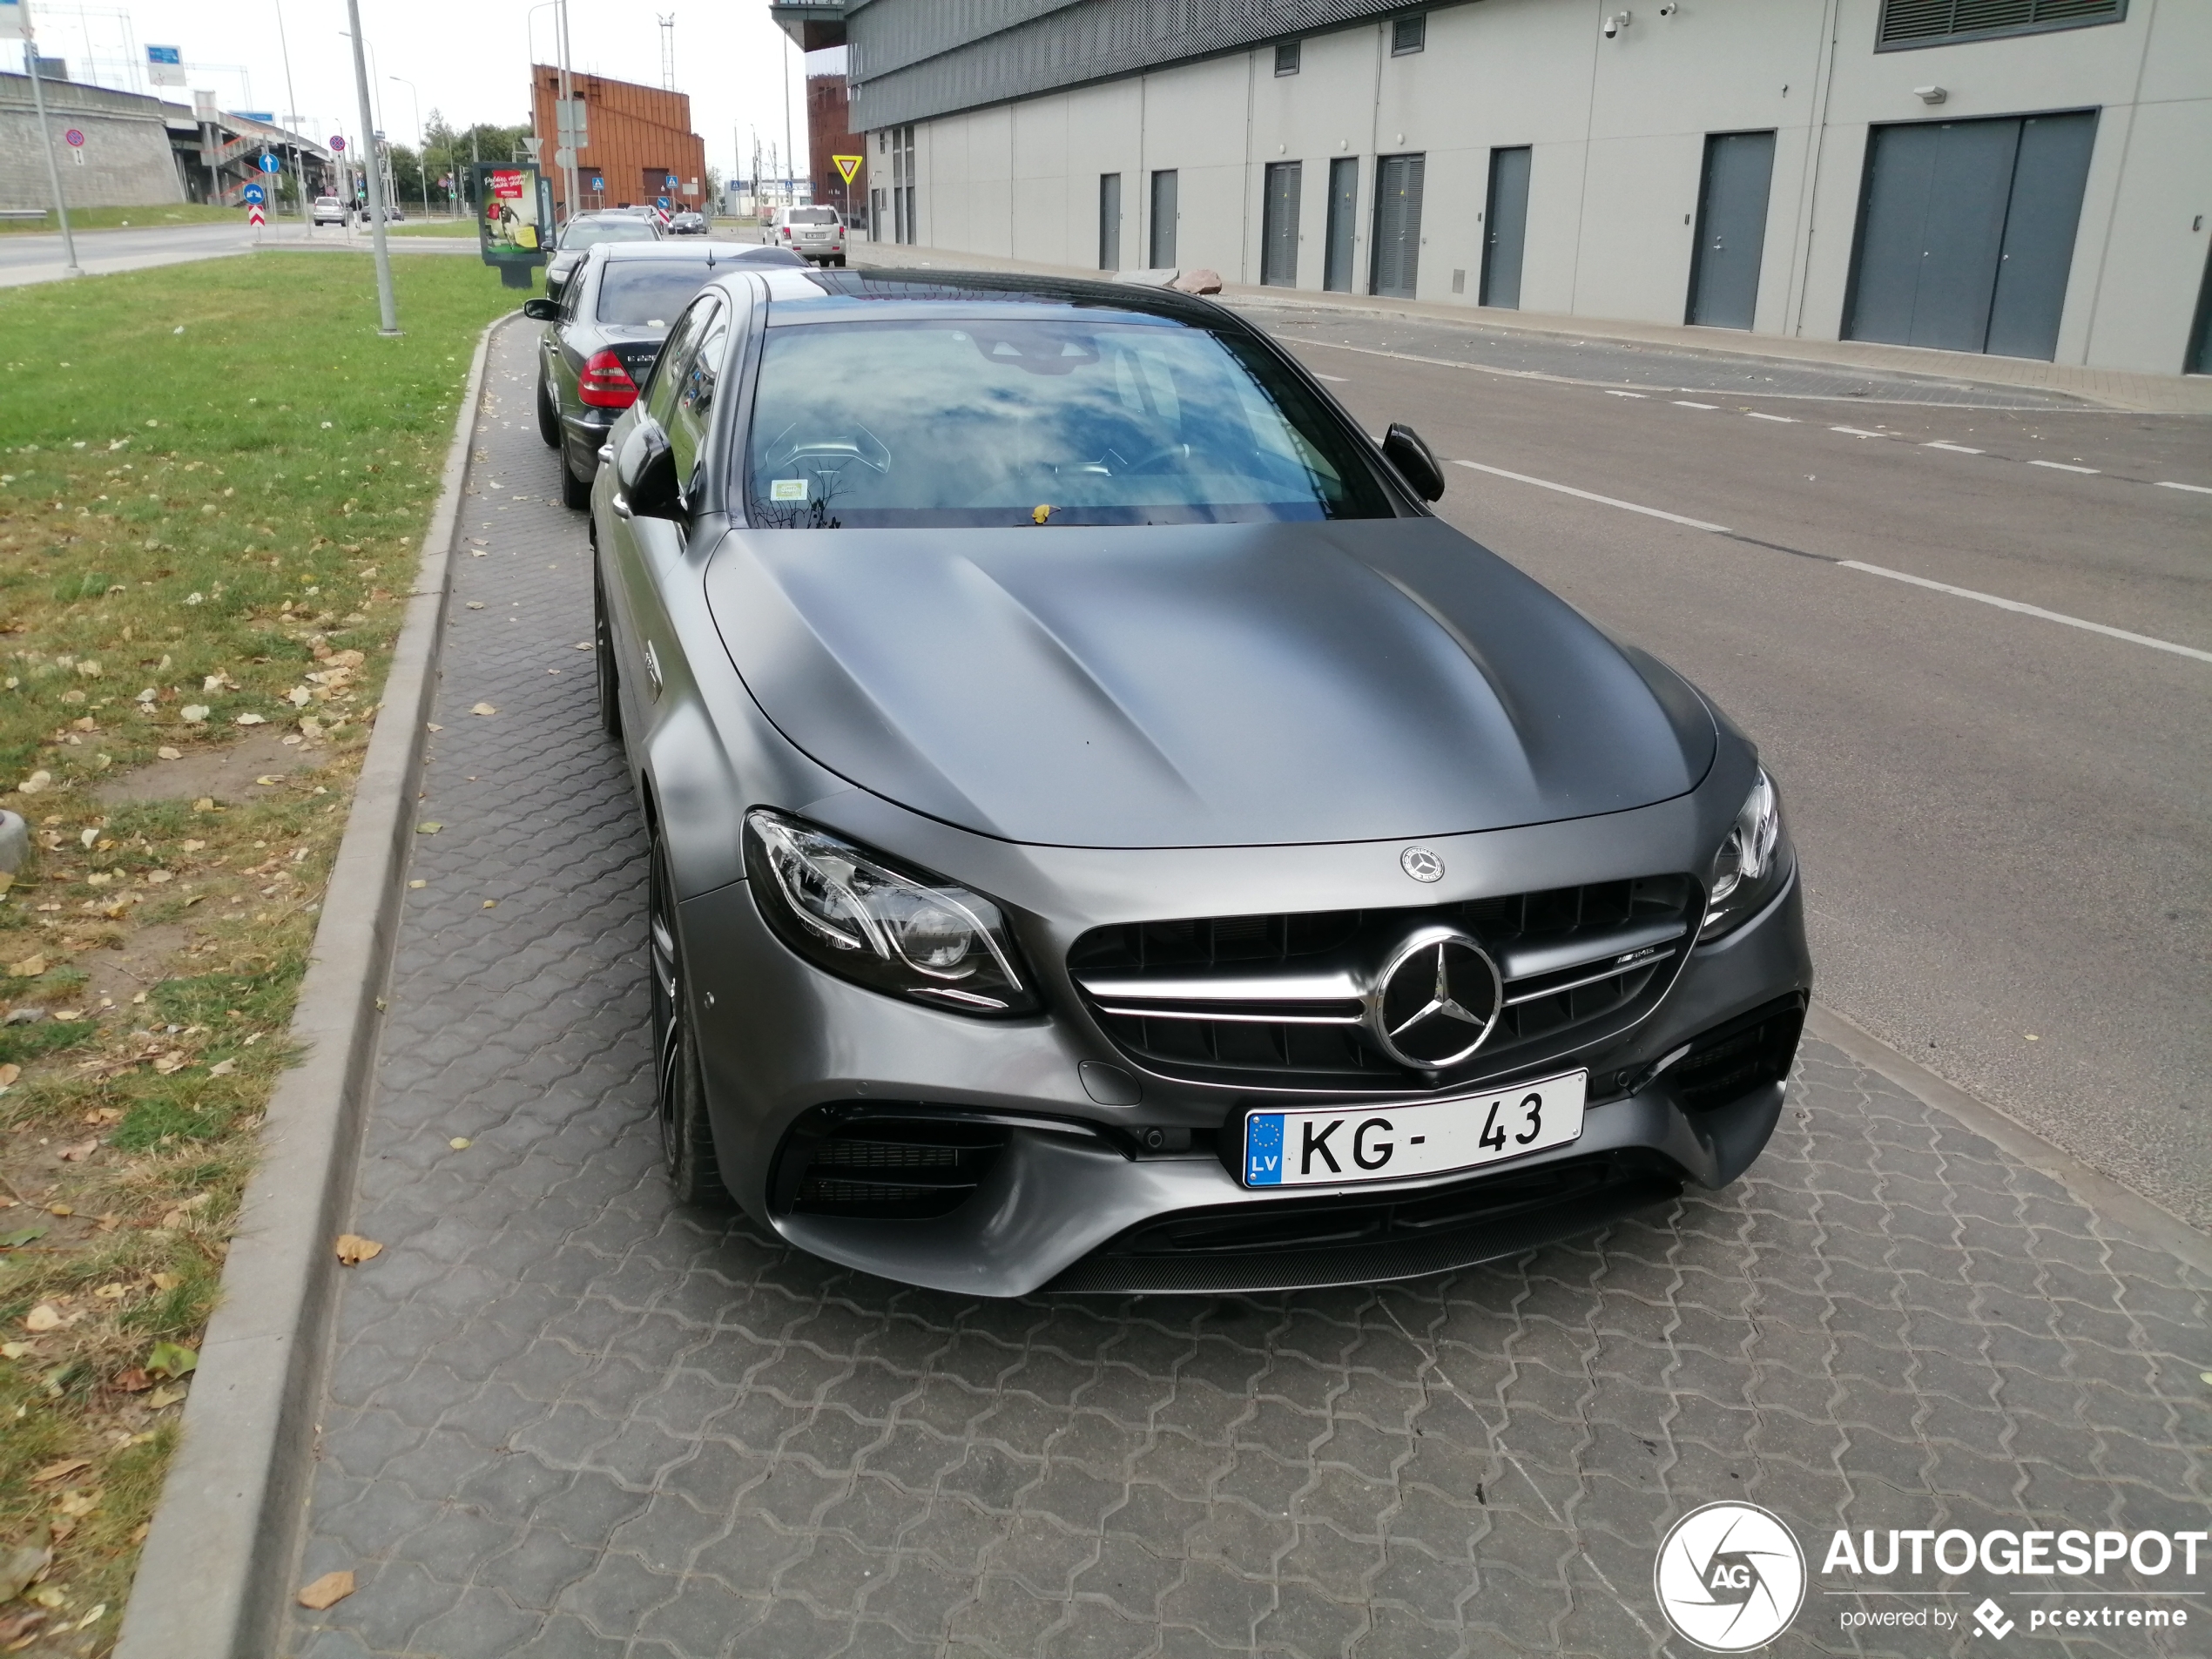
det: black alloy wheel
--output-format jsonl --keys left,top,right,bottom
{"left": 593, "top": 570, "right": 622, "bottom": 739}
{"left": 649, "top": 837, "right": 730, "bottom": 1207}
{"left": 536, "top": 377, "right": 560, "bottom": 448}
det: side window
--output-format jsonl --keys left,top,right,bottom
{"left": 642, "top": 296, "right": 714, "bottom": 430}
{"left": 667, "top": 300, "right": 731, "bottom": 499}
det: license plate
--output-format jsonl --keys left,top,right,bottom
{"left": 1242, "top": 1071, "right": 1586, "bottom": 1188}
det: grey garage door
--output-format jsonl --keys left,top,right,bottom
{"left": 1845, "top": 110, "right": 2097, "bottom": 361}
{"left": 1687, "top": 130, "right": 1776, "bottom": 330}
{"left": 1262, "top": 160, "right": 1300, "bottom": 287}
{"left": 1370, "top": 152, "right": 1425, "bottom": 300}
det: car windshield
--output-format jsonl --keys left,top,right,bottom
{"left": 742, "top": 315, "right": 1395, "bottom": 527}
{"left": 563, "top": 217, "right": 658, "bottom": 249}
{"left": 787, "top": 209, "right": 839, "bottom": 226}
{"left": 597, "top": 261, "right": 717, "bottom": 327}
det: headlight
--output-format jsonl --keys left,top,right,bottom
{"left": 743, "top": 809, "right": 1038, "bottom": 1015}
{"left": 1701, "top": 768, "right": 1792, "bottom": 938}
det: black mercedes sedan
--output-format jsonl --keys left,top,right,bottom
{"left": 586, "top": 267, "right": 1811, "bottom": 1297}
{"left": 529, "top": 240, "right": 801, "bottom": 509}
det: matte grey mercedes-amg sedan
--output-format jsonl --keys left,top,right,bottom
{"left": 588, "top": 266, "right": 1811, "bottom": 1298}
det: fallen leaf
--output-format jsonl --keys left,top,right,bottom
{"left": 424, "top": 723, "right": 443, "bottom": 732}
{"left": 17, "top": 770, "right": 51, "bottom": 794}
{"left": 152, "top": 1052, "right": 186, "bottom": 1074}
{"left": 46, "top": 1204, "right": 71, "bottom": 1217}
{"left": 466, "top": 601, "right": 486, "bottom": 610}
{"left": 157, "top": 745, "right": 183, "bottom": 760}
{"left": 145, "top": 1340, "right": 198, "bottom": 1379}
{"left": 0, "top": 1062, "right": 20, "bottom": 1087}
{"left": 150, "top": 1271, "right": 182, "bottom": 1291}
{"left": 72, "top": 1605, "right": 106, "bottom": 1631}
{"left": 8, "top": 955, "right": 47, "bottom": 979}
{"left": 573, "top": 641, "right": 591, "bottom": 651}
{"left": 335, "top": 1233, "right": 383, "bottom": 1265}
{"left": 482, "top": 900, "right": 496, "bottom": 909}
{"left": 0, "top": 1541, "right": 51, "bottom": 1603}
{"left": 470, "top": 703, "right": 498, "bottom": 717}
{"left": 57, "top": 1140, "right": 97, "bottom": 1163}
{"left": 296, "top": 1570, "right": 356, "bottom": 1611}
{"left": 254, "top": 774, "right": 282, "bottom": 786}
{"left": 415, "top": 822, "right": 442, "bottom": 835}
{"left": 0, "top": 1224, "right": 47, "bottom": 1249}
{"left": 235, "top": 712, "right": 268, "bottom": 726}
{"left": 56, "top": 1489, "right": 100, "bottom": 1519}
{"left": 24, "top": 1305, "right": 63, "bottom": 1332}
{"left": 208, "top": 1057, "right": 237, "bottom": 1076}
{"left": 146, "top": 1384, "right": 185, "bottom": 1409}
{"left": 30, "top": 1458, "right": 90, "bottom": 1485}
{"left": 92, "top": 1282, "right": 127, "bottom": 1300}
{"left": 408, "top": 879, "right": 427, "bottom": 889}
{"left": 448, "top": 1137, "right": 472, "bottom": 1150}
{"left": 192, "top": 797, "right": 214, "bottom": 812}
{"left": 113, "top": 1367, "right": 152, "bottom": 1393}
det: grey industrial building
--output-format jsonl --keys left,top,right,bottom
{"left": 773, "top": 0, "right": 2212, "bottom": 376}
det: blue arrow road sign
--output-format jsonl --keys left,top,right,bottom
{"left": 241, "top": 183, "right": 266, "bottom": 204}
{"left": 656, "top": 196, "right": 670, "bottom": 210}
{"left": 260, "top": 153, "right": 280, "bottom": 172}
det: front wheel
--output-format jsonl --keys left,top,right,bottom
{"left": 649, "top": 838, "right": 729, "bottom": 1208}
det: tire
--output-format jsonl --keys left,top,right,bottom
{"left": 650, "top": 837, "right": 730, "bottom": 1208}
{"left": 833, "top": 255, "right": 846, "bottom": 267}
{"left": 593, "top": 570, "right": 622, "bottom": 740}
{"left": 561, "top": 449, "right": 592, "bottom": 511}
{"left": 536, "top": 378, "right": 560, "bottom": 448}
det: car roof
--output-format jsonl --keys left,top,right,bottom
{"left": 743, "top": 267, "right": 1231, "bottom": 330}
{"left": 590, "top": 240, "right": 794, "bottom": 266}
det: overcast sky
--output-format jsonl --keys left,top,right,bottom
{"left": 17, "top": 0, "right": 838, "bottom": 179}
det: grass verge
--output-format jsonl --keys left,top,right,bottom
{"left": 0, "top": 252, "right": 513, "bottom": 1653}
{"left": 385, "top": 219, "right": 479, "bottom": 239}
{"left": 0, "top": 207, "right": 247, "bottom": 237}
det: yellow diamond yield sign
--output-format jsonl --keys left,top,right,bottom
{"left": 833, "top": 153, "right": 862, "bottom": 185}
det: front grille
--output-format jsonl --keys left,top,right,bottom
{"left": 771, "top": 1109, "right": 1009, "bottom": 1219}
{"left": 1069, "top": 877, "right": 1696, "bottom": 1092}
{"left": 1669, "top": 995, "right": 1806, "bottom": 1112}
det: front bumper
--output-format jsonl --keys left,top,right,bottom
{"left": 678, "top": 851, "right": 1811, "bottom": 1298}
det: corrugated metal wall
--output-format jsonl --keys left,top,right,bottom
{"left": 846, "top": 0, "right": 1416, "bottom": 130}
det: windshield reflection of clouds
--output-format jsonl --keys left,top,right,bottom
{"left": 744, "top": 320, "right": 1390, "bottom": 528}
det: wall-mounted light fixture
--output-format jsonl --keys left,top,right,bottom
{"left": 1915, "top": 85, "right": 1947, "bottom": 104}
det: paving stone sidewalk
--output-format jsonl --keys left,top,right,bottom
{"left": 283, "top": 327, "right": 2209, "bottom": 1659}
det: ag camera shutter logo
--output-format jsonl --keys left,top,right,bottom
{"left": 1654, "top": 1502, "right": 1807, "bottom": 1651}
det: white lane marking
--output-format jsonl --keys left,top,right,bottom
{"left": 1605, "top": 389, "right": 1648, "bottom": 398}
{"left": 1831, "top": 425, "right": 1889, "bottom": 438}
{"left": 1744, "top": 411, "right": 1797, "bottom": 422}
{"left": 1452, "top": 458, "right": 1731, "bottom": 534}
{"left": 2029, "top": 459, "right": 2099, "bottom": 474}
{"left": 1839, "top": 561, "right": 2212, "bottom": 665}
{"left": 1924, "top": 441, "right": 1984, "bottom": 454}
{"left": 2157, "top": 480, "right": 2212, "bottom": 494}
{"left": 1673, "top": 400, "right": 1718, "bottom": 409}
{"left": 1312, "top": 372, "right": 1350, "bottom": 381}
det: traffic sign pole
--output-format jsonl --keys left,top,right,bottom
{"left": 342, "top": 0, "right": 399, "bottom": 334}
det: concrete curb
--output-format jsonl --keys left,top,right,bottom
{"left": 112, "top": 311, "right": 515, "bottom": 1659}
{"left": 1806, "top": 1003, "right": 2211, "bottom": 1279}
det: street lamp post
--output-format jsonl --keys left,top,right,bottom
{"left": 17, "top": 4, "right": 81, "bottom": 276}
{"left": 389, "top": 74, "right": 428, "bottom": 219}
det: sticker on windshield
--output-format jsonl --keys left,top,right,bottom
{"left": 770, "top": 479, "right": 809, "bottom": 502}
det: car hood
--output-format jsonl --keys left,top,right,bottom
{"left": 704, "top": 518, "right": 1714, "bottom": 849}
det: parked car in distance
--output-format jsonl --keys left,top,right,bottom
{"left": 544, "top": 210, "right": 664, "bottom": 303}
{"left": 587, "top": 267, "right": 1812, "bottom": 1298}
{"left": 311, "top": 196, "right": 347, "bottom": 226}
{"left": 772, "top": 205, "right": 846, "bottom": 266}
{"left": 527, "top": 240, "right": 805, "bottom": 509}
{"left": 668, "top": 210, "right": 707, "bottom": 235}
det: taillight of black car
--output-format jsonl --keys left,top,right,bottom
{"left": 578, "top": 349, "right": 639, "bottom": 409}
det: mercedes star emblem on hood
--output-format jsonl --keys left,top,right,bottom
{"left": 1368, "top": 925, "right": 1503, "bottom": 1069}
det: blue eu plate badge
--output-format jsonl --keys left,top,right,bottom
{"left": 1245, "top": 1114, "right": 1285, "bottom": 1186}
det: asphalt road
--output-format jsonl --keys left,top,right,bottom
{"left": 0, "top": 219, "right": 478, "bottom": 287}
{"left": 1247, "top": 304, "right": 2212, "bottom": 1231}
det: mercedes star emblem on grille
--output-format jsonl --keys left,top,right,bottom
{"left": 1366, "top": 925, "right": 1503, "bottom": 1069}
{"left": 1400, "top": 846, "right": 1445, "bottom": 883}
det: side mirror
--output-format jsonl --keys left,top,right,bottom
{"left": 1382, "top": 422, "right": 1446, "bottom": 502}
{"left": 615, "top": 419, "right": 683, "bottom": 521}
{"left": 522, "top": 298, "right": 559, "bottom": 321}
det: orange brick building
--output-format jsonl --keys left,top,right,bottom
{"left": 807, "top": 72, "right": 861, "bottom": 224}
{"left": 529, "top": 65, "right": 708, "bottom": 219}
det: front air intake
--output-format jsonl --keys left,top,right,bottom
{"left": 770, "top": 1109, "right": 1009, "bottom": 1220}
{"left": 1669, "top": 995, "right": 1807, "bottom": 1112}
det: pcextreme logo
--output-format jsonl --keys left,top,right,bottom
{"left": 1653, "top": 1501, "right": 1809, "bottom": 1651}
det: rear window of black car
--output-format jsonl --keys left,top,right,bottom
{"left": 597, "top": 262, "right": 717, "bottom": 327}
{"left": 563, "top": 218, "right": 658, "bottom": 249}
{"left": 743, "top": 317, "right": 1396, "bottom": 528}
